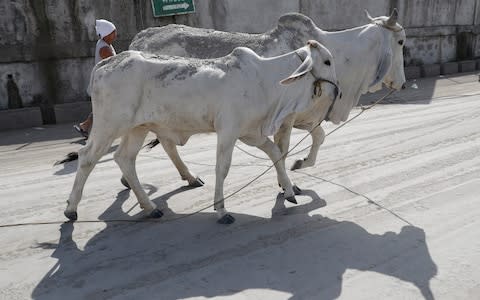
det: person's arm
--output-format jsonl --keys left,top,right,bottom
{"left": 99, "top": 46, "right": 114, "bottom": 59}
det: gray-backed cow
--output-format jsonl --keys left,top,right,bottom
{"left": 65, "top": 41, "right": 338, "bottom": 224}
{"left": 129, "top": 10, "right": 405, "bottom": 180}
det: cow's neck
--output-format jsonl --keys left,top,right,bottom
{"left": 315, "top": 24, "right": 384, "bottom": 119}
{"left": 260, "top": 51, "right": 315, "bottom": 102}
{"left": 262, "top": 50, "right": 314, "bottom": 83}
{"left": 326, "top": 25, "right": 383, "bottom": 88}
{"left": 321, "top": 24, "right": 371, "bottom": 52}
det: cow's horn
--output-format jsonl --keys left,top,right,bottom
{"left": 365, "top": 10, "right": 374, "bottom": 22}
{"left": 386, "top": 8, "right": 398, "bottom": 26}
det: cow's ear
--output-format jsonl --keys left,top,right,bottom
{"left": 280, "top": 51, "right": 313, "bottom": 85}
{"left": 369, "top": 41, "right": 393, "bottom": 88}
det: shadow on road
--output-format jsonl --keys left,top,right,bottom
{"left": 358, "top": 81, "right": 435, "bottom": 107}
{"left": 31, "top": 186, "right": 437, "bottom": 300}
{"left": 0, "top": 124, "right": 83, "bottom": 147}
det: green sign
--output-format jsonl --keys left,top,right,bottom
{"left": 151, "top": 0, "right": 195, "bottom": 17}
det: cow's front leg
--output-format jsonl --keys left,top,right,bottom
{"left": 214, "top": 133, "right": 236, "bottom": 224}
{"left": 291, "top": 125, "right": 325, "bottom": 170}
{"left": 273, "top": 115, "right": 301, "bottom": 195}
{"left": 114, "top": 127, "right": 162, "bottom": 218}
{"left": 273, "top": 115, "right": 294, "bottom": 164}
{"left": 256, "top": 138, "right": 297, "bottom": 204}
{"left": 160, "top": 138, "right": 204, "bottom": 187}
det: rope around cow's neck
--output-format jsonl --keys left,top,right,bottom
{"left": 236, "top": 89, "right": 395, "bottom": 160}
{"left": 0, "top": 89, "right": 402, "bottom": 229}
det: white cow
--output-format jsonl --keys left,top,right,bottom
{"left": 64, "top": 41, "right": 338, "bottom": 224}
{"left": 129, "top": 10, "right": 406, "bottom": 182}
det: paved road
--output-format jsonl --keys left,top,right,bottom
{"left": 1, "top": 73, "right": 479, "bottom": 300}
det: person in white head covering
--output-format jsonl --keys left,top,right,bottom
{"left": 74, "top": 19, "right": 117, "bottom": 138}
{"left": 94, "top": 19, "right": 117, "bottom": 64}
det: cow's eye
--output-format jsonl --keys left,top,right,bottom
{"left": 324, "top": 60, "right": 331, "bottom": 66}
{"left": 398, "top": 40, "right": 404, "bottom": 46}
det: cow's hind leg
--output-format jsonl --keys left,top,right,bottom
{"left": 114, "top": 127, "right": 162, "bottom": 218}
{"left": 291, "top": 125, "right": 325, "bottom": 170}
{"left": 64, "top": 132, "right": 115, "bottom": 221}
{"left": 214, "top": 133, "right": 236, "bottom": 224}
{"left": 119, "top": 138, "right": 204, "bottom": 189}
{"left": 160, "top": 139, "right": 204, "bottom": 187}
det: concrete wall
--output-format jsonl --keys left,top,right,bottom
{"left": 0, "top": 0, "right": 479, "bottom": 124}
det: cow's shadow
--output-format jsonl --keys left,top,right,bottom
{"left": 358, "top": 83, "right": 435, "bottom": 106}
{"left": 31, "top": 187, "right": 437, "bottom": 300}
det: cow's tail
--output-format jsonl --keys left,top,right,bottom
{"left": 53, "top": 151, "right": 79, "bottom": 165}
{"left": 142, "top": 139, "right": 160, "bottom": 151}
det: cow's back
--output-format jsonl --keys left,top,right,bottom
{"left": 91, "top": 49, "right": 265, "bottom": 130}
{"left": 130, "top": 24, "right": 270, "bottom": 59}
{"left": 129, "top": 15, "right": 315, "bottom": 59}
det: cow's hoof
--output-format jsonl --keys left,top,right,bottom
{"left": 293, "top": 185, "right": 302, "bottom": 195}
{"left": 291, "top": 159, "right": 303, "bottom": 171}
{"left": 285, "top": 195, "right": 298, "bottom": 204}
{"left": 189, "top": 177, "right": 205, "bottom": 188}
{"left": 64, "top": 211, "right": 78, "bottom": 221}
{"left": 149, "top": 209, "right": 163, "bottom": 219}
{"left": 217, "top": 214, "right": 235, "bottom": 224}
{"left": 120, "top": 176, "right": 131, "bottom": 189}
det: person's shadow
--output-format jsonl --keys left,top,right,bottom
{"left": 31, "top": 186, "right": 437, "bottom": 300}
